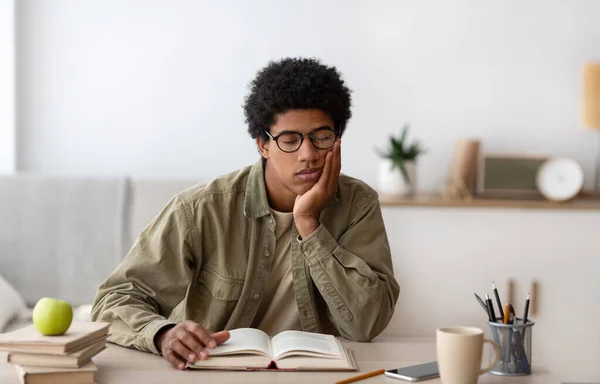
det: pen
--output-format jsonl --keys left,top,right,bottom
{"left": 492, "top": 282, "right": 505, "bottom": 322}
{"left": 335, "top": 369, "right": 385, "bottom": 384}
{"left": 523, "top": 293, "right": 530, "bottom": 324}
{"left": 474, "top": 293, "right": 488, "bottom": 313}
{"left": 485, "top": 294, "right": 497, "bottom": 322}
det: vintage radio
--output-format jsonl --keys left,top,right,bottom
{"left": 476, "top": 154, "right": 549, "bottom": 198}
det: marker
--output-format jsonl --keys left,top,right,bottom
{"left": 523, "top": 293, "right": 530, "bottom": 324}
{"left": 485, "top": 294, "right": 497, "bottom": 322}
{"left": 492, "top": 282, "right": 505, "bottom": 322}
{"left": 509, "top": 304, "right": 516, "bottom": 324}
{"left": 509, "top": 304, "right": 517, "bottom": 323}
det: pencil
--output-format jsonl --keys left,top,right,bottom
{"left": 335, "top": 369, "right": 386, "bottom": 384}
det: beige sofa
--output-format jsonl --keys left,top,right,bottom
{"left": 0, "top": 175, "right": 199, "bottom": 333}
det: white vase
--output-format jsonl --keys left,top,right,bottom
{"left": 377, "top": 159, "right": 417, "bottom": 197}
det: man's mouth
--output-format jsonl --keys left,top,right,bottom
{"left": 296, "top": 168, "right": 322, "bottom": 181}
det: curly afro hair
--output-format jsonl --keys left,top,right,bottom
{"left": 244, "top": 57, "right": 352, "bottom": 141}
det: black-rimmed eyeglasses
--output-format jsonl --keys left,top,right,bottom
{"left": 264, "top": 127, "right": 338, "bottom": 153}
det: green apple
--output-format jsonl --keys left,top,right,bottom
{"left": 32, "top": 297, "right": 73, "bottom": 336}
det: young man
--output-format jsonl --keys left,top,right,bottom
{"left": 91, "top": 57, "right": 399, "bottom": 370}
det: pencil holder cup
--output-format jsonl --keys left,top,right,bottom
{"left": 488, "top": 318, "right": 534, "bottom": 376}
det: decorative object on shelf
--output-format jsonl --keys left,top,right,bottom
{"left": 476, "top": 154, "right": 548, "bottom": 199}
{"left": 440, "top": 181, "right": 472, "bottom": 201}
{"left": 375, "top": 123, "right": 425, "bottom": 196}
{"left": 443, "top": 138, "right": 480, "bottom": 200}
{"left": 536, "top": 157, "right": 584, "bottom": 202}
{"left": 582, "top": 62, "right": 600, "bottom": 191}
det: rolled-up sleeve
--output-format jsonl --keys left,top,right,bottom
{"left": 299, "top": 195, "right": 399, "bottom": 341}
{"left": 91, "top": 195, "right": 199, "bottom": 354}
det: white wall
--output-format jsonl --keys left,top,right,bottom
{"left": 0, "top": 0, "right": 15, "bottom": 173}
{"left": 379, "top": 206, "right": 600, "bottom": 382}
{"left": 15, "top": 0, "right": 600, "bottom": 191}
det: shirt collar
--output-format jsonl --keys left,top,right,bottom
{"left": 244, "top": 158, "right": 271, "bottom": 219}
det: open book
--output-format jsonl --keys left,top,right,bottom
{"left": 189, "top": 328, "right": 356, "bottom": 371}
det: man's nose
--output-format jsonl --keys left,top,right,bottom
{"left": 297, "top": 136, "right": 320, "bottom": 162}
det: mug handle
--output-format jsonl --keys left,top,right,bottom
{"left": 480, "top": 338, "right": 500, "bottom": 375}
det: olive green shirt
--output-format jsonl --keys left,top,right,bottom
{"left": 91, "top": 159, "right": 400, "bottom": 354}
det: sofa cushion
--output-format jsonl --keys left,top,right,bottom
{"left": 0, "top": 274, "right": 26, "bottom": 332}
{"left": 127, "top": 178, "right": 202, "bottom": 249}
{"left": 0, "top": 175, "right": 129, "bottom": 306}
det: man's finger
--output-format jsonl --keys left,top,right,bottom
{"left": 187, "top": 323, "right": 216, "bottom": 352}
{"left": 329, "top": 140, "right": 341, "bottom": 193}
{"left": 317, "top": 151, "right": 333, "bottom": 189}
{"left": 167, "top": 339, "right": 193, "bottom": 369}
{"left": 165, "top": 351, "right": 187, "bottom": 370}
{"left": 211, "top": 330, "right": 231, "bottom": 346}
{"left": 179, "top": 330, "right": 206, "bottom": 358}
{"left": 336, "top": 139, "right": 342, "bottom": 174}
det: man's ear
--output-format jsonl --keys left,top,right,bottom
{"left": 256, "top": 137, "right": 270, "bottom": 159}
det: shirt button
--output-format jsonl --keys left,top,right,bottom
{"left": 264, "top": 250, "right": 271, "bottom": 257}
{"left": 253, "top": 293, "right": 260, "bottom": 300}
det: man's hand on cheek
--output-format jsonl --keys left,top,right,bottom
{"left": 293, "top": 139, "right": 341, "bottom": 238}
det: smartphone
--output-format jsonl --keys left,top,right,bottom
{"left": 384, "top": 361, "right": 439, "bottom": 381}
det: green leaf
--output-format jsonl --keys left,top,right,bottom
{"left": 398, "top": 162, "right": 410, "bottom": 183}
{"left": 400, "top": 124, "right": 408, "bottom": 145}
{"left": 390, "top": 137, "right": 402, "bottom": 154}
{"left": 374, "top": 121, "right": 425, "bottom": 165}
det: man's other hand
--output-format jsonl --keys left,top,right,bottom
{"left": 155, "top": 320, "right": 230, "bottom": 370}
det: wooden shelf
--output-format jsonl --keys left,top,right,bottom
{"left": 379, "top": 193, "right": 600, "bottom": 211}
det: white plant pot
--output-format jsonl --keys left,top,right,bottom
{"left": 377, "top": 159, "right": 417, "bottom": 197}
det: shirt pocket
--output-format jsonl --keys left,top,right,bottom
{"left": 198, "top": 266, "right": 244, "bottom": 301}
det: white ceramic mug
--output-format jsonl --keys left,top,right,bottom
{"left": 436, "top": 326, "right": 500, "bottom": 384}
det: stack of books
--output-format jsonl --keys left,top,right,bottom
{"left": 0, "top": 321, "right": 110, "bottom": 384}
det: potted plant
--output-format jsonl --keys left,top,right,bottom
{"left": 375, "top": 123, "right": 425, "bottom": 196}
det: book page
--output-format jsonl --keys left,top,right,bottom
{"left": 206, "top": 328, "right": 271, "bottom": 358}
{"left": 189, "top": 354, "right": 272, "bottom": 370}
{"left": 271, "top": 330, "right": 342, "bottom": 360}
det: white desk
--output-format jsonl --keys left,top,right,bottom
{"left": 0, "top": 337, "right": 559, "bottom": 383}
